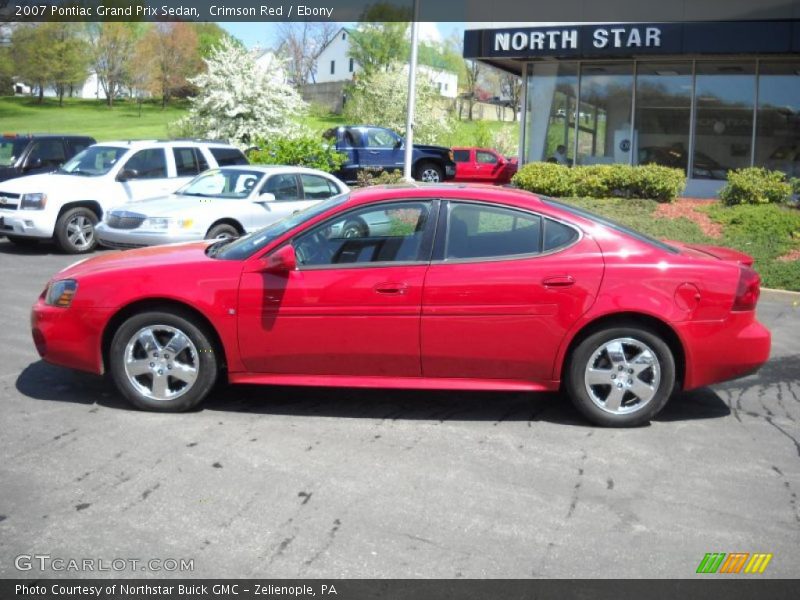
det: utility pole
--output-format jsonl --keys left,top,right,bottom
{"left": 403, "top": 0, "right": 420, "bottom": 182}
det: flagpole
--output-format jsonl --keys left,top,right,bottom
{"left": 403, "top": 0, "right": 420, "bottom": 182}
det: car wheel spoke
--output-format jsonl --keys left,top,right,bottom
{"left": 164, "top": 330, "right": 191, "bottom": 358}
{"left": 604, "top": 385, "right": 626, "bottom": 412}
{"left": 137, "top": 328, "right": 161, "bottom": 354}
{"left": 170, "top": 363, "right": 197, "bottom": 386}
{"left": 586, "top": 367, "right": 614, "bottom": 386}
{"left": 126, "top": 358, "right": 151, "bottom": 377}
{"left": 631, "top": 348, "right": 656, "bottom": 375}
{"left": 151, "top": 373, "right": 169, "bottom": 399}
{"left": 630, "top": 378, "right": 656, "bottom": 403}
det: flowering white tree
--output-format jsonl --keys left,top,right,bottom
{"left": 173, "top": 37, "right": 306, "bottom": 147}
{"left": 343, "top": 63, "right": 452, "bottom": 145}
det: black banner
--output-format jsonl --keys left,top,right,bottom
{"left": 1, "top": 580, "right": 799, "bottom": 600}
{"left": 2, "top": 0, "right": 800, "bottom": 23}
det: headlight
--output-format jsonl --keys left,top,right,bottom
{"left": 21, "top": 193, "right": 47, "bottom": 210}
{"left": 45, "top": 279, "right": 78, "bottom": 308}
{"left": 140, "top": 217, "right": 194, "bottom": 231}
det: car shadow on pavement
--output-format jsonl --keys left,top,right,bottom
{"left": 17, "top": 359, "right": 732, "bottom": 426}
{"left": 0, "top": 239, "right": 114, "bottom": 256}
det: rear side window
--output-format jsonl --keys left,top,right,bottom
{"left": 543, "top": 219, "right": 580, "bottom": 252}
{"left": 300, "top": 174, "right": 339, "bottom": 199}
{"left": 173, "top": 147, "right": 202, "bottom": 176}
{"left": 210, "top": 147, "right": 248, "bottom": 166}
{"left": 446, "top": 203, "right": 541, "bottom": 260}
{"left": 453, "top": 149, "right": 470, "bottom": 162}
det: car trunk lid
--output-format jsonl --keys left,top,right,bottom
{"left": 665, "top": 240, "right": 755, "bottom": 267}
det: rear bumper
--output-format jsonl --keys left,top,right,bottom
{"left": 31, "top": 300, "right": 107, "bottom": 375}
{"left": 678, "top": 313, "right": 771, "bottom": 390}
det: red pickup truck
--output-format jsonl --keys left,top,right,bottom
{"left": 452, "top": 147, "right": 518, "bottom": 185}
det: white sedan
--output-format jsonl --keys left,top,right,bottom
{"left": 95, "top": 166, "right": 348, "bottom": 249}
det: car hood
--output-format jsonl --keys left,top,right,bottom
{"left": 56, "top": 241, "right": 218, "bottom": 279}
{"left": 110, "top": 194, "right": 239, "bottom": 217}
{"left": 0, "top": 172, "right": 100, "bottom": 193}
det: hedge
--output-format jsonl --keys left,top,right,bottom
{"left": 511, "top": 162, "right": 686, "bottom": 202}
{"left": 719, "top": 167, "right": 793, "bottom": 206}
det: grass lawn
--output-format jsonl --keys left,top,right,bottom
{"left": 558, "top": 197, "right": 800, "bottom": 291}
{"left": 0, "top": 96, "right": 188, "bottom": 141}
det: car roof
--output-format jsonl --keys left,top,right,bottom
{"left": 345, "top": 183, "right": 543, "bottom": 207}
{"left": 1, "top": 134, "right": 94, "bottom": 140}
{"left": 95, "top": 140, "right": 236, "bottom": 149}
{"left": 214, "top": 165, "right": 339, "bottom": 175}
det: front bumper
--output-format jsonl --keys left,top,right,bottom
{"left": 678, "top": 312, "right": 771, "bottom": 390}
{"left": 31, "top": 300, "right": 108, "bottom": 375}
{"left": 0, "top": 210, "right": 55, "bottom": 238}
{"left": 96, "top": 223, "right": 201, "bottom": 249}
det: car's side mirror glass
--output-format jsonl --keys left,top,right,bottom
{"left": 254, "top": 192, "right": 276, "bottom": 204}
{"left": 261, "top": 244, "right": 297, "bottom": 273}
{"left": 24, "top": 157, "right": 42, "bottom": 171}
{"left": 116, "top": 168, "right": 139, "bottom": 182}
{"left": 394, "top": 139, "right": 403, "bottom": 149}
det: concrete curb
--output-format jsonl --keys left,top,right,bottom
{"left": 761, "top": 287, "right": 800, "bottom": 305}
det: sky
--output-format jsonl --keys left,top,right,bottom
{"left": 220, "top": 22, "right": 465, "bottom": 49}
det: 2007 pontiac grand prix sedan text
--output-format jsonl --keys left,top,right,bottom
{"left": 30, "top": 184, "right": 770, "bottom": 426}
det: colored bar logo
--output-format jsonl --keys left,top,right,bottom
{"left": 696, "top": 553, "right": 773, "bottom": 574}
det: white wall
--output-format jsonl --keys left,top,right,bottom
{"left": 314, "top": 29, "right": 357, "bottom": 84}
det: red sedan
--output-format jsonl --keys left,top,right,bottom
{"left": 452, "top": 147, "right": 518, "bottom": 184}
{"left": 31, "top": 185, "right": 770, "bottom": 426}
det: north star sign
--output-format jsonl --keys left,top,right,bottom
{"left": 495, "top": 26, "right": 663, "bottom": 53}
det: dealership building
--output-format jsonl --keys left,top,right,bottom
{"left": 464, "top": 20, "right": 800, "bottom": 196}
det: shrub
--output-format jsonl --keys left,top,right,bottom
{"left": 355, "top": 168, "right": 406, "bottom": 187}
{"left": 247, "top": 133, "right": 346, "bottom": 173}
{"left": 512, "top": 162, "right": 685, "bottom": 202}
{"left": 511, "top": 162, "right": 575, "bottom": 197}
{"left": 719, "top": 168, "right": 792, "bottom": 206}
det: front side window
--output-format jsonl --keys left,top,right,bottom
{"left": 364, "top": 128, "right": 398, "bottom": 148}
{"left": 177, "top": 169, "right": 264, "bottom": 199}
{"left": 476, "top": 150, "right": 498, "bottom": 164}
{"left": 446, "top": 203, "right": 541, "bottom": 260}
{"left": 28, "top": 140, "right": 67, "bottom": 167}
{"left": 124, "top": 148, "right": 168, "bottom": 179}
{"left": 0, "top": 139, "right": 28, "bottom": 167}
{"left": 293, "top": 201, "right": 432, "bottom": 267}
{"left": 263, "top": 174, "right": 300, "bottom": 201}
{"left": 453, "top": 149, "right": 470, "bottom": 163}
{"left": 59, "top": 146, "right": 128, "bottom": 176}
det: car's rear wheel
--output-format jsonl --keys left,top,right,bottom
{"left": 109, "top": 311, "right": 218, "bottom": 412}
{"left": 565, "top": 326, "right": 675, "bottom": 427}
{"left": 205, "top": 223, "right": 240, "bottom": 240}
{"left": 415, "top": 162, "right": 443, "bottom": 183}
{"left": 55, "top": 207, "right": 98, "bottom": 254}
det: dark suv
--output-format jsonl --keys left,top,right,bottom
{"left": 0, "top": 134, "right": 96, "bottom": 182}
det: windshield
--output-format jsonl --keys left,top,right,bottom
{"left": 213, "top": 194, "right": 350, "bottom": 260}
{"left": 177, "top": 168, "right": 265, "bottom": 198}
{"left": 0, "top": 139, "right": 28, "bottom": 167}
{"left": 543, "top": 198, "right": 679, "bottom": 254}
{"left": 58, "top": 146, "right": 128, "bottom": 176}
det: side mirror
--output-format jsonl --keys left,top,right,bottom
{"left": 394, "top": 139, "right": 403, "bottom": 149}
{"left": 262, "top": 244, "right": 297, "bottom": 273}
{"left": 116, "top": 168, "right": 139, "bottom": 182}
{"left": 253, "top": 192, "right": 275, "bottom": 204}
{"left": 24, "top": 157, "right": 42, "bottom": 172}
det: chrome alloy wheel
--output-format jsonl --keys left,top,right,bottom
{"left": 419, "top": 168, "right": 441, "bottom": 182}
{"left": 123, "top": 325, "right": 199, "bottom": 401}
{"left": 66, "top": 214, "right": 95, "bottom": 250}
{"left": 583, "top": 337, "right": 661, "bottom": 415}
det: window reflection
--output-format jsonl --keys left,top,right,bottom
{"left": 525, "top": 62, "right": 578, "bottom": 164}
{"left": 756, "top": 61, "right": 800, "bottom": 178}
{"left": 577, "top": 63, "right": 634, "bottom": 165}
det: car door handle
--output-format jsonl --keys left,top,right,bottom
{"left": 374, "top": 283, "right": 408, "bottom": 295}
{"left": 542, "top": 275, "right": 575, "bottom": 288}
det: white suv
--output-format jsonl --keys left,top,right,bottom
{"left": 0, "top": 140, "right": 247, "bottom": 253}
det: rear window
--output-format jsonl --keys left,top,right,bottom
{"left": 210, "top": 147, "right": 248, "bottom": 166}
{"left": 543, "top": 198, "right": 678, "bottom": 254}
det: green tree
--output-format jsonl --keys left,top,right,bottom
{"left": 11, "top": 24, "right": 52, "bottom": 103}
{"left": 192, "top": 23, "right": 241, "bottom": 59}
{"left": 348, "top": 8, "right": 409, "bottom": 76}
{"left": 90, "top": 22, "right": 139, "bottom": 107}
{"left": 45, "top": 23, "right": 91, "bottom": 106}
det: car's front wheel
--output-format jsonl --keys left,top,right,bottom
{"left": 109, "top": 310, "right": 218, "bottom": 411}
{"left": 565, "top": 326, "right": 676, "bottom": 427}
{"left": 55, "top": 207, "right": 98, "bottom": 254}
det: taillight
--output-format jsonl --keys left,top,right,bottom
{"left": 732, "top": 265, "right": 761, "bottom": 311}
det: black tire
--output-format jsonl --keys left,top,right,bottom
{"left": 341, "top": 218, "right": 368, "bottom": 238}
{"left": 5, "top": 235, "right": 39, "bottom": 246}
{"left": 414, "top": 161, "right": 444, "bottom": 183}
{"left": 54, "top": 207, "right": 98, "bottom": 254}
{"left": 109, "top": 310, "right": 219, "bottom": 412}
{"left": 565, "top": 325, "right": 676, "bottom": 427}
{"left": 205, "top": 223, "right": 240, "bottom": 240}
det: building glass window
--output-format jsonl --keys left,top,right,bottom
{"left": 693, "top": 61, "right": 756, "bottom": 180}
{"left": 755, "top": 61, "right": 800, "bottom": 178}
{"left": 524, "top": 62, "right": 578, "bottom": 164}
{"left": 349, "top": 58, "right": 354, "bottom": 72}
{"left": 576, "top": 62, "right": 634, "bottom": 165}
{"left": 634, "top": 62, "right": 693, "bottom": 174}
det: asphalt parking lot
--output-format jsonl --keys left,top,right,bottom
{"left": 0, "top": 239, "right": 798, "bottom": 579}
